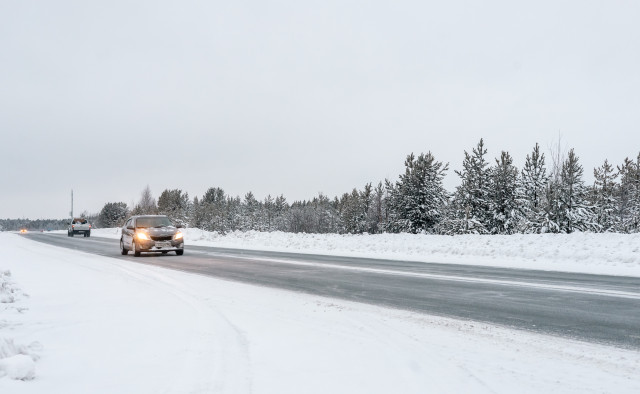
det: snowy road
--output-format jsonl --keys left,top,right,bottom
{"left": 4, "top": 233, "right": 640, "bottom": 393}
{"left": 25, "top": 233, "right": 640, "bottom": 349}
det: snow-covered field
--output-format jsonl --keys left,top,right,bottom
{"left": 82, "top": 228, "right": 640, "bottom": 277}
{"left": 2, "top": 232, "right": 639, "bottom": 393}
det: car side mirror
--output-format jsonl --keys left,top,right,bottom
{"left": 127, "top": 225, "right": 134, "bottom": 230}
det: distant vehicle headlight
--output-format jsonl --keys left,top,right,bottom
{"left": 136, "top": 232, "right": 150, "bottom": 241}
{"left": 174, "top": 232, "right": 183, "bottom": 240}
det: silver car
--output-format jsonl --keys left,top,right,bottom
{"left": 120, "top": 215, "right": 184, "bottom": 256}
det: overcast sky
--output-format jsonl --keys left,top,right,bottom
{"left": 1, "top": 1, "right": 639, "bottom": 219}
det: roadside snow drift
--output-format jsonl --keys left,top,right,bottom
{"left": 2, "top": 232, "right": 639, "bottom": 393}
{"left": 0, "top": 271, "right": 39, "bottom": 381}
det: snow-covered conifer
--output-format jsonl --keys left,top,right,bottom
{"left": 592, "top": 159, "right": 618, "bottom": 232}
{"left": 340, "top": 189, "right": 362, "bottom": 234}
{"left": 386, "top": 152, "right": 449, "bottom": 233}
{"left": 97, "top": 202, "right": 129, "bottom": 227}
{"left": 157, "top": 189, "right": 190, "bottom": 226}
{"left": 274, "top": 195, "right": 289, "bottom": 231}
{"left": 366, "top": 182, "right": 386, "bottom": 234}
{"left": 358, "top": 183, "right": 374, "bottom": 233}
{"left": 556, "top": 149, "right": 598, "bottom": 232}
{"left": 189, "top": 196, "right": 204, "bottom": 228}
{"left": 312, "top": 193, "right": 338, "bottom": 233}
{"left": 517, "top": 143, "right": 548, "bottom": 233}
{"left": 449, "top": 139, "right": 491, "bottom": 234}
{"left": 200, "top": 187, "right": 227, "bottom": 232}
{"left": 488, "top": 151, "right": 519, "bottom": 234}
{"left": 616, "top": 154, "right": 640, "bottom": 232}
{"left": 241, "top": 192, "right": 259, "bottom": 231}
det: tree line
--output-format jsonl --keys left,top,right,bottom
{"left": 0, "top": 218, "right": 70, "bottom": 232}
{"left": 90, "top": 139, "right": 640, "bottom": 235}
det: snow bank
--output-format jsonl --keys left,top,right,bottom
{"left": 0, "top": 270, "right": 21, "bottom": 303}
{"left": 0, "top": 272, "right": 39, "bottom": 381}
{"left": 0, "top": 354, "right": 35, "bottom": 380}
{"left": 85, "top": 228, "right": 640, "bottom": 277}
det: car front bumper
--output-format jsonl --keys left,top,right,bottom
{"left": 136, "top": 239, "right": 184, "bottom": 252}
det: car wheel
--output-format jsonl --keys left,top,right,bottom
{"left": 70, "top": 231, "right": 74, "bottom": 237}
{"left": 87, "top": 232, "right": 91, "bottom": 238}
{"left": 67, "top": 230, "right": 71, "bottom": 237}
{"left": 161, "top": 251, "right": 168, "bottom": 255}
{"left": 133, "top": 240, "right": 141, "bottom": 257}
{"left": 120, "top": 239, "right": 128, "bottom": 255}
{"left": 176, "top": 249, "right": 184, "bottom": 256}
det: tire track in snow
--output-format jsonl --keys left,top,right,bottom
{"left": 108, "top": 263, "right": 254, "bottom": 394}
{"left": 17, "top": 236, "right": 253, "bottom": 393}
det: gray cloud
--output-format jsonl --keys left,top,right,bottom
{"left": 1, "top": 1, "right": 639, "bottom": 218}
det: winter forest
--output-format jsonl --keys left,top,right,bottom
{"left": 5, "top": 140, "right": 637, "bottom": 236}
{"left": 82, "top": 139, "right": 639, "bottom": 236}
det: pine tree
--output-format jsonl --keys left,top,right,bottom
{"left": 274, "top": 195, "right": 289, "bottom": 231}
{"left": 311, "top": 193, "right": 338, "bottom": 233}
{"left": 544, "top": 180, "right": 562, "bottom": 233}
{"left": 617, "top": 154, "right": 640, "bottom": 232}
{"left": 450, "top": 139, "right": 491, "bottom": 234}
{"left": 189, "top": 196, "right": 204, "bottom": 229}
{"left": 157, "top": 189, "right": 190, "bottom": 226}
{"left": 592, "top": 159, "right": 618, "bottom": 232}
{"left": 226, "top": 196, "right": 242, "bottom": 232}
{"left": 367, "top": 182, "right": 386, "bottom": 234}
{"left": 97, "top": 202, "right": 129, "bottom": 227}
{"left": 340, "top": 189, "right": 362, "bottom": 234}
{"left": 518, "top": 143, "right": 549, "bottom": 233}
{"left": 289, "top": 200, "right": 311, "bottom": 233}
{"left": 557, "top": 149, "right": 598, "bottom": 232}
{"left": 357, "top": 183, "right": 373, "bottom": 233}
{"left": 384, "top": 179, "right": 409, "bottom": 233}
{"left": 263, "top": 195, "right": 275, "bottom": 231}
{"left": 241, "top": 192, "right": 259, "bottom": 231}
{"left": 386, "top": 152, "right": 449, "bottom": 233}
{"left": 200, "top": 187, "right": 227, "bottom": 232}
{"left": 488, "top": 151, "right": 519, "bottom": 234}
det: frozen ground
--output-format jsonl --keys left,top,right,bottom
{"left": 2, "top": 232, "right": 639, "bottom": 393}
{"left": 81, "top": 228, "right": 640, "bottom": 277}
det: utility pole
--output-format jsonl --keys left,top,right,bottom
{"left": 70, "top": 189, "right": 74, "bottom": 219}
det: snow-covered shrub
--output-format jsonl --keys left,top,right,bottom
{"left": 0, "top": 338, "right": 40, "bottom": 380}
{"left": 0, "top": 271, "right": 21, "bottom": 303}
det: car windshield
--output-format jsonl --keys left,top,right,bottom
{"left": 136, "top": 216, "right": 173, "bottom": 228}
{"left": 73, "top": 219, "right": 87, "bottom": 224}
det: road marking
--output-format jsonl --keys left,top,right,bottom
{"left": 199, "top": 251, "right": 640, "bottom": 300}
{"left": 34, "top": 237, "right": 640, "bottom": 301}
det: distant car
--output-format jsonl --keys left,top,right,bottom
{"left": 19, "top": 228, "right": 27, "bottom": 234}
{"left": 68, "top": 218, "right": 91, "bottom": 237}
{"left": 120, "top": 215, "right": 184, "bottom": 257}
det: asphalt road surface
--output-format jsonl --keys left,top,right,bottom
{"left": 25, "top": 233, "right": 640, "bottom": 349}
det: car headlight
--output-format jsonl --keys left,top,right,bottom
{"left": 174, "top": 232, "right": 183, "bottom": 240}
{"left": 136, "top": 232, "right": 150, "bottom": 241}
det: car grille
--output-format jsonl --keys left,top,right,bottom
{"left": 151, "top": 235, "right": 173, "bottom": 241}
